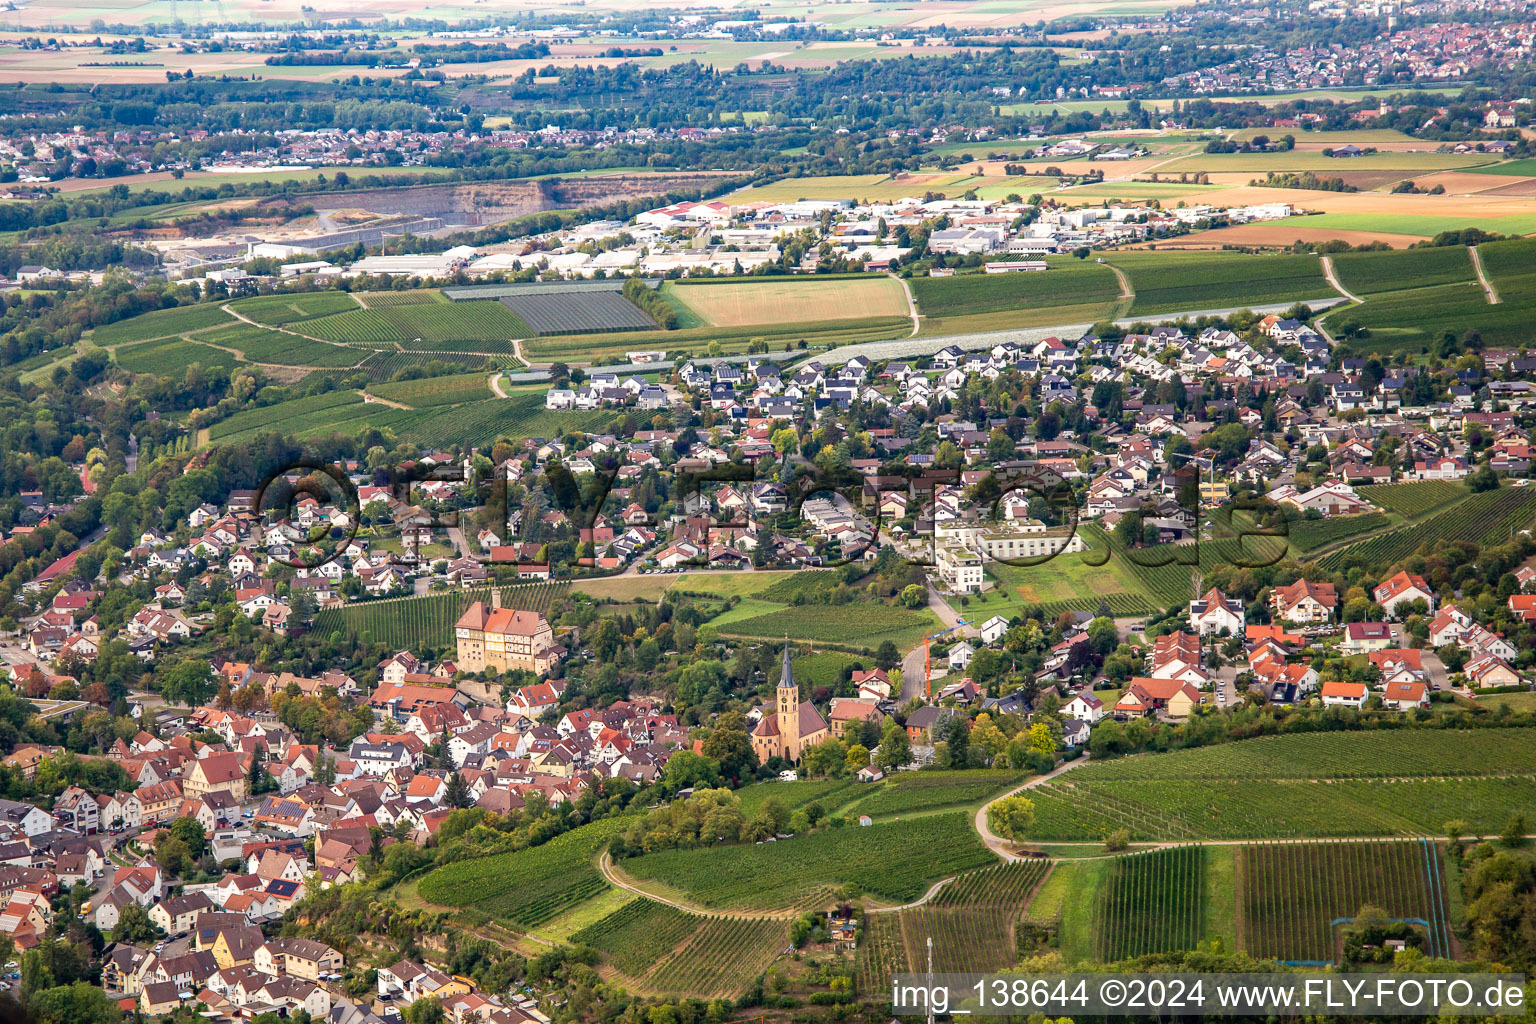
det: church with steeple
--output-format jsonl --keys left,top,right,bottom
{"left": 751, "top": 644, "right": 830, "bottom": 763}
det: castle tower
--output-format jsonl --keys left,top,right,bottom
{"left": 777, "top": 643, "right": 800, "bottom": 758}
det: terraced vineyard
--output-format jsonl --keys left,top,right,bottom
{"left": 93, "top": 303, "right": 236, "bottom": 344}
{"left": 1107, "top": 251, "right": 1333, "bottom": 316}
{"left": 1241, "top": 841, "right": 1453, "bottom": 962}
{"left": 368, "top": 371, "right": 493, "bottom": 407}
{"left": 644, "top": 916, "right": 789, "bottom": 997}
{"left": 715, "top": 602, "right": 939, "bottom": 653}
{"left": 620, "top": 813, "right": 996, "bottom": 911}
{"left": 1330, "top": 246, "right": 1476, "bottom": 295}
{"left": 1022, "top": 730, "right": 1536, "bottom": 841}
{"left": 1075, "top": 729, "right": 1536, "bottom": 781}
{"left": 117, "top": 336, "right": 243, "bottom": 375}
{"left": 572, "top": 895, "right": 790, "bottom": 997}
{"left": 360, "top": 290, "right": 445, "bottom": 306}
{"left": 839, "top": 771, "right": 1025, "bottom": 819}
{"left": 857, "top": 860, "right": 1051, "bottom": 994}
{"left": 302, "top": 301, "right": 529, "bottom": 349}
{"left": 1357, "top": 481, "right": 1467, "bottom": 518}
{"left": 208, "top": 391, "right": 378, "bottom": 442}
{"left": 1323, "top": 486, "right": 1536, "bottom": 570}
{"left": 572, "top": 900, "right": 698, "bottom": 976}
{"left": 417, "top": 815, "right": 628, "bottom": 928}
{"left": 1287, "top": 513, "right": 1391, "bottom": 554}
{"left": 357, "top": 351, "right": 494, "bottom": 379}
{"left": 197, "top": 322, "right": 365, "bottom": 367}
{"left": 231, "top": 291, "right": 361, "bottom": 325}
{"left": 1093, "top": 847, "right": 1204, "bottom": 961}
{"left": 314, "top": 582, "right": 571, "bottom": 648}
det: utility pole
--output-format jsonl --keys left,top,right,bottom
{"left": 926, "top": 936, "right": 935, "bottom": 1024}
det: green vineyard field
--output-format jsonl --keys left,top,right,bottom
{"left": 857, "top": 860, "right": 1050, "bottom": 994}
{"left": 1241, "top": 840, "right": 1452, "bottom": 962}
{"left": 1356, "top": 481, "right": 1468, "bottom": 518}
{"left": 418, "top": 815, "right": 628, "bottom": 928}
{"left": 1323, "top": 487, "right": 1536, "bottom": 570}
{"left": 620, "top": 813, "right": 996, "bottom": 911}
{"left": 1092, "top": 846, "right": 1204, "bottom": 961}
{"left": 313, "top": 583, "right": 571, "bottom": 649}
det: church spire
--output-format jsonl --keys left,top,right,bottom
{"left": 780, "top": 641, "right": 795, "bottom": 690}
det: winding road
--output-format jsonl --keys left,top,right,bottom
{"left": 973, "top": 753, "right": 1091, "bottom": 862}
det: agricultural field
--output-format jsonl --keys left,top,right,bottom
{"left": 116, "top": 336, "right": 244, "bottom": 376}
{"left": 713, "top": 601, "right": 940, "bottom": 653}
{"left": 313, "top": 583, "right": 571, "bottom": 649}
{"left": 92, "top": 303, "right": 237, "bottom": 345}
{"left": 858, "top": 860, "right": 1051, "bottom": 993}
{"left": 723, "top": 172, "right": 1041, "bottom": 205}
{"left": 208, "top": 391, "right": 374, "bottom": 443}
{"left": 909, "top": 260, "right": 1121, "bottom": 318}
{"left": 1159, "top": 151, "right": 1494, "bottom": 174}
{"left": 1286, "top": 512, "right": 1391, "bottom": 554}
{"left": 355, "top": 351, "right": 495, "bottom": 379}
{"left": 358, "top": 290, "right": 446, "bottom": 306}
{"left": 1076, "top": 729, "right": 1536, "bottom": 781}
{"left": 1092, "top": 846, "right": 1205, "bottom": 961}
{"left": 1021, "top": 729, "right": 1536, "bottom": 841}
{"left": 1323, "top": 487, "right": 1536, "bottom": 571}
{"left": 524, "top": 314, "right": 909, "bottom": 362}
{"left": 734, "top": 779, "right": 862, "bottom": 818}
{"left": 368, "top": 371, "right": 493, "bottom": 407}
{"left": 1241, "top": 841, "right": 1453, "bottom": 962}
{"left": 230, "top": 291, "right": 362, "bottom": 325}
{"left": 839, "top": 771, "right": 1026, "bottom": 820}
{"left": 1329, "top": 246, "right": 1476, "bottom": 296}
{"left": 502, "top": 290, "right": 655, "bottom": 335}
{"left": 417, "top": 815, "right": 629, "bottom": 929}
{"left": 665, "top": 277, "right": 910, "bottom": 327}
{"left": 301, "top": 301, "right": 529, "bottom": 349}
{"left": 688, "top": 567, "right": 941, "bottom": 651}
{"left": 643, "top": 916, "right": 790, "bottom": 998}
{"left": 1358, "top": 481, "right": 1470, "bottom": 519}
{"left": 196, "top": 322, "right": 364, "bottom": 367}
{"left": 619, "top": 813, "right": 996, "bottom": 911}
{"left": 1106, "top": 251, "right": 1335, "bottom": 315}
{"left": 575, "top": 900, "right": 788, "bottom": 998}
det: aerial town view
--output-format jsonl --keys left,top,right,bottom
{"left": 1, "top": 0, "right": 1536, "bottom": 1020}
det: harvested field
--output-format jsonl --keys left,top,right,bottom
{"left": 1130, "top": 225, "right": 1426, "bottom": 249}
{"left": 1166, "top": 184, "right": 1536, "bottom": 220}
{"left": 1472, "top": 178, "right": 1536, "bottom": 198}
{"left": 665, "top": 277, "right": 909, "bottom": 326}
{"left": 1401, "top": 170, "right": 1536, "bottom": 196}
